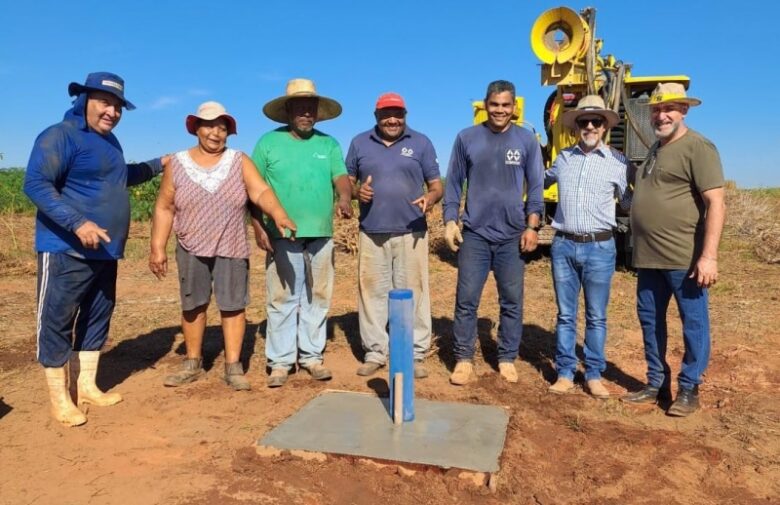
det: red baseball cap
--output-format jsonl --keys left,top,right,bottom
{"left": 375, "top": 92, "right": 406, "bottom": 110}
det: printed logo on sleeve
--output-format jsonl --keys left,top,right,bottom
{"left": 505, "top": 149, "right": 522, "bottom": 165}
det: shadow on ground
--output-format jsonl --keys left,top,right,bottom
{"left": 99, "top": 322, "right": 259, "bottom": 390}
{"left": 0, "top": 397, "right": 12, "bottom": 420}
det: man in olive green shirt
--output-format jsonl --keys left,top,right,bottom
{"left": 251, "top": 79, "right": 353, "bottom": 388}
{"left": 623, "top": 83, "right": 726, "bottom": 416}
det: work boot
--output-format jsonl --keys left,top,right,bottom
{"left": 74, "top": 351, "right": 123, "bottom": 406}
{"left": 164, "top": 358, "right": 204, "bottom": 387}
{"left": 301, "top": 362, "right": 332, "bottom": 381}
{"left": 356, "top": 361, "right": 383, "bottom": 377}
{"left": 548, "top": 377, "right": 575, "bottom": 395}
{"left": 449, "top": 361, "right": 473, "bottom": 385}
{"left": 267, "top": 367, "right": 289, "bottom": 388}
{"left": 44, "top": 366, "right": 86, "bottom": 427}
{"left": 667, "top": 385, "right": 700, "bottom": 417}
{"left": 224, "top": 362, "right": 251, "bottom": 391}
{"left": 413, "top": 360, "right": 429, "bottom": 379}
{"left": 587, "top": 379, "right": 610, "bottom": 399}
{"left": 621, "top": 384, "right": 671, "bottom": 404}
{"left": 498, "top": 362, "right": 518, "bottom": 383}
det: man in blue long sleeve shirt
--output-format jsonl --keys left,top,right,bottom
{"left": 443, "top": 80, "right": 544, "bottom": 385}
{"left": 24, "top": 72, "right": 165, "bottom": 426}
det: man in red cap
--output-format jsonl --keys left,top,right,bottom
{"left": 346, "top": 93, "right": 442, "bottom": 378}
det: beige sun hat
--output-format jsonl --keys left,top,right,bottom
{"left": 561, "top": 95, "right": 620, "bottom": 130}
{"left": 645, "top": 82, "right": 701, "bottom": 107}
{"left": 186, "top": 101, "right": 237, "bottom": 135}
{"left": 262, "top": 78, "right": 342, "bottom": 123}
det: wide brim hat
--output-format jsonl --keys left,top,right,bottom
{"left": 561, "top": 94, "right": 620, "bottom": 130}
{"left": 644, "top": 82, "right": 701, "bottom": 107}
{"left": 186, "top": 101, "right": 237, "bottom": 135}
{"left": 68, "top": 71, "right": 136, "bottom": 110}
{"left": 263, "top": 78, "right": 342, "bottom": 123}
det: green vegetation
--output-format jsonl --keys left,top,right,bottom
{"left": 0, "top": 167, "right": 160, "bottom": 220}
{"left": 0, "top": 169, "right": 35, "bottom": 214}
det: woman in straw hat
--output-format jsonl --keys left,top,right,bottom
{"left": 149, "top": 101, "right": 295, "bottom": 390}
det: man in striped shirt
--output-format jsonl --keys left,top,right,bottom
{"left": 545, "top": 95, "right": 634, "bottom": 399}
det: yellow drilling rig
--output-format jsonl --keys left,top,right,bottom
{"left": 473, "top": 6, "right": 691, "bottom": 264}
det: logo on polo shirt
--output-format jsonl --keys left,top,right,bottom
{"left": 505, "top": 149, "right": 522, "bottom": 165}
{"left": 401, "top": 147, "right": 414, "bottom": 157}
{"left": 312, "top": 152, "right": 328, "bottom": 160}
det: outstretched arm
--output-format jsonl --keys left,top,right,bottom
{"left": 242, "top": 154, "right": 296, "bottom": 240}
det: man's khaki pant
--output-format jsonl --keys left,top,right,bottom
{"left": 358, "top": 230, "right": 432, "bottom": 364}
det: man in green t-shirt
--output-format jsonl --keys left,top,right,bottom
{"left": 251, "top": 78, "right": 353, "bottom": 388}
{"left": 623, "top": 83, "right": 726, "bottom": 417}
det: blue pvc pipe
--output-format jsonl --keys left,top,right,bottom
{"left": 388, "top": 289, "right": 414, "bottom": 422}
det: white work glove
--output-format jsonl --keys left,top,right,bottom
{"left": 444, "top": 221, "right": 463, "bottom": 252}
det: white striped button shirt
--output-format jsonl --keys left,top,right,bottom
{"left": 544, "top": 143, "right": 633, "bottom": 234}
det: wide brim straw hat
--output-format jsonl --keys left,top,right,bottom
{"left": 263, "top": 78, "right": 342, "bottom": 123}
{"left": 644, "top": 82, "right": 702, "bottom": 107}
{"left": 186, "top": 101, "right": 237, "bottom": 135}
{"left": 561, "top": 94, "right": 620, "bottom": 130}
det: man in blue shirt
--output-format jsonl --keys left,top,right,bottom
{"left": 443, "top": 80, "right": 544, "bottom": 385}
{"left": 24, "top": 72, "right": 165, "bottom": 426}
{"left": 346, "top": 93, "right": 442, "bottom": 379}
{"left": 544, "top": 95, "right": 633, "bottom": 399}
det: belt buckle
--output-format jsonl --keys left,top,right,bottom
{"left": 588, "top": 232, "right": 596, "bottom": 243}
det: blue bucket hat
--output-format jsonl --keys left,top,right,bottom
{"left": 68, "top": 71, "right": 136, "bottom": 110}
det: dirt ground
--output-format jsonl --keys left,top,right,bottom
{"left": 0, "top": 212, "right": 778, "bottom": 505}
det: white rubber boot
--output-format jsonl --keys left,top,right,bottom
{"left": 44, "top": 366, "right": 86, "bottom": 427}
{"left": 74, "top": 351, "right": 123, "bottom": 406}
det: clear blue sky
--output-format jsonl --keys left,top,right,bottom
{"left": 1, "top": 0, "right": 777, "bottom": 188}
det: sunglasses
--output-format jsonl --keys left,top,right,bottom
{"left": 575, "top": 117, "right": 605, "bottom": 128}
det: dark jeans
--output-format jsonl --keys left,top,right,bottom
{"left": 36, "top": 252, "right": 117, "bottom": 367}
{"left": 636, "top": 268, "right": 711, "bottom": 390}
{"left": 453, "top": 229, "right": 525, "bottom": 362}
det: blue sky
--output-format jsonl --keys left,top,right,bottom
{"left": 1, "top": 0, "right": 777, "bottom": 188}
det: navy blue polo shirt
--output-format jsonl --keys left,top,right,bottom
{"left": 443, "top": 123, "right": 544, "bottom": 243}
{"left": 346, "top": 126, "right": 440, "bottom": 233}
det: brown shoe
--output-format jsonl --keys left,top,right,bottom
{"left": 164, "top": 358, "right": 204, "bottom": 387}
{"left": 301, "top": 362, "right": 332, "bottom": 381}
{"left": 498, "top": 362, "right": 518, "bottom": 383}
{"left": 224, "top": 362, "right": 251, "bottom": 391}
{"left": 356, "top": 361, "right": 383, "bottom": 377}
{"left": 450, "top": 361, "right": 474, "bottom": 385}
{"left": 548, "top": 377, "right": 575, "bottom": 395}
{"left": 587, "top": 379, "right": 610, "bottom": 399}
{"left": 267, "top": 367, "right": 289, "bottom": 388}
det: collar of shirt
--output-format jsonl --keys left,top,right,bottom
{"left": 369, "top": 126, "right": 413, "bottom": 145}
{"left": 572, "top": 141, "right": 609, "bottom": 158}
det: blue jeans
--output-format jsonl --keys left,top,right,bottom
{"left": 636, "top": 268, "right": 710, "bottom": 390}
{"left": 551, "top": 235, "right": 616, "bottom": 381}
{"left": 265, "top": 238, "right": 334, "bottom": 370}
{"left": 453, "top": 229, "right": 525, "bottom": 362}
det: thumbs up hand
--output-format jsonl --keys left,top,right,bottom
{"left": 358, "top": 174, "right": 374, "bottom": 204}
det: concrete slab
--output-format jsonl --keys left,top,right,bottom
{"left": 258, "top": 391, "right": 509, "bottom": 473}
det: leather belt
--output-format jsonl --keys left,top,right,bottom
{"left": 555, "top": 230, "right": 613, "bottom": 243}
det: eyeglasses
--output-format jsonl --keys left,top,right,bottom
{"left": 575, "top": 117, "right": 605, "bottom": 128}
